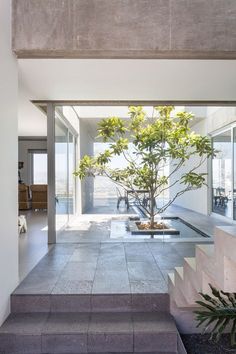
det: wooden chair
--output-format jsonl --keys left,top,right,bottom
{"left": 30, "top": 184, "right": 47, "bottom": 210}
{"left": 18, "top": 184, "right": 30, "bottom": 210}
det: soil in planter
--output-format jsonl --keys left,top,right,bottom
{"left": 136, "top": 221, "right": 169, "bottom": 230}
{"left": 181, "top": 334, "right": 236, "bottom": 354}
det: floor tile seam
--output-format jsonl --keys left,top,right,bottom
{"left": 151, "top": 251, "right": 169, "bottom": 285}
{"left": 123, "top": 239, "right": 132, "bottom": 292}
{"left": 91, "top": 243, "right": 103, "bottom": 296}
{"left": 87, "top": 315, "right": 135, "bottom": 336}
{"left": 49, "top": 262, "right": 69, "bottom": 295}
{"left": 124, "top": 245, "right": 133, "bottom": 295}
{"left": 173, "top": 247, "right": 194, "bottom": 259}
{"left": 40, "top": 331, "right": 89, "bottom": 353}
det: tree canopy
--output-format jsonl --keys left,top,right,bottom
{"left": 74, "top": 106, "right": 216, "bottom": 226}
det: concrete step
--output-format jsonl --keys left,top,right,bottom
{"left": 215, "top": 227, "right": 236, "bottom": 291}
{"left": 183, "top": 257, "right": 200, "bottom": 293}
{"left": 215, "top": 226, "right": 236, "bottom": 263}
{"left": 169, "top": 299, "right": 201, "bottom": 335}
{"left": 173, "top": 267, "right": 195, "bottom": 307}
{"left": 220, "top": 255, "right": 236, "bottom": 292}
{"left": 196, "top": 244, "right": 215, "bottom": 284}
{"left": 0, "top": 312, "right": 179, "bottom": 353}
{"left": 11, "top": 293, "right": 170, "bottom": 314}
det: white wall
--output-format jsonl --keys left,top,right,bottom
{"left": 79, "top": 120, "right": 94, "bottom": 213}
{"left": 207, "top": 107, "right": 236, "bottom": 134}
{"left": 170, "top": 119, "right": 208, "bottom": 215}
{"left": 0, "top": 0, "right": 18, "bottom": 325}
{"left": 18, "top": 139, "right": 47, "bottom": 185}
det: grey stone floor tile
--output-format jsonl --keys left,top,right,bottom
{"left": 126, "top": 253, "right": 155, "bottom": 262}
{"left": 42, "top": 333, "right": 87, "bottom": 353}
{"left": 91, "top": 294, "right": 131, "bottom": 312}
{"left": 60, "top": 262, "right": 97, "bottom": 281}
{"left": 88, "top": 333, "right": 133, "bottom": 353}
{"left": 76, "top": 242, "right": 101, "bottom": 250}
{"left": 14, "top": 274, "right": 59, "bottom": 294}
{"left": 43, "top": 313, "right": 89, "bottom": 334}
{"left": 50, "top": 295, "right": 91, "bottom": 312}
{"left": 130, "top": 280, "right": 167, "bottom": 294}
{"left": 124, "top": 242, "right": 150, "bottom": 250}
{"left": 100, "top": 243, "right": 125, "bottom": 254}
{"left": 148, "top": 243, "right": 176, "bottom": 256}
{"left": 96, "top": 259, "right": 127, "bottom": 272}
{"left": 131, "top": 294, "right": 169, "bottom": 312}
{"left": 153, "top": 254, "right": 183, "bottom": 270}
{"left": 52, "top": 279, "right": 93, "bottom": 294}
{"left": 127, "top": 262, "right": 163, "bottom": 281}
{"left": 11, "top": 294, "right": 51, "bottom": 312}
{"left": 70, "top": 249, "right": 99, "bottom": 263}
{"left": 92, "top": 270, "right": 131, "bottom": 294}
{"left": 0, "top": 333, "right": 42, "bottom": 353}
{"left": 97, "top": 253, "right": 126, "bottom": 264}
{"left": 132, "top": 312, "right": 177, "bottom": 332}
{"left": 89, "top": 312, "right": 133, "bottom": 333}
{"left": 35, "top": 254, "right": 70, "bottom": 271}
{"left": 49, "top": 244, "right": 76, "bottom": 255}
{"left": 132, "top": 312, "right": 177, "bottom": 353}
{"left": 173, "top": 243, "right": 196, "bottom": 257}
{"left": 154, "top": 253, "right": 182, "bottom": 262}
{"left": 134, "top": 332, "right": 177, "bottom": 353}
{"left": 0, "top": 313, "right": 48, "bottom": 334}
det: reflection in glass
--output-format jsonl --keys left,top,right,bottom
{"left": 234, "top": 128, "right": 236, "bottom": 220}
{"left": 212, "top": 130, "right": 232, "bottom": 218}
{"left": 55, "top": 117, "right": 68, "bottom": 230}
{"left": 68, "top": 132, "right": 75, "bottom": 218}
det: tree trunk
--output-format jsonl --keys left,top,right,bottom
{"left": 150, "top": 192, "right": 155, "bottom": 229}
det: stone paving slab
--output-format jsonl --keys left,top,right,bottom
{"left": 11, "top": 293, "right": 170, "bottom": 314}
{"left": 13, "top": 239, "right": 213, "bottom": 296}
{"left": 0, "top": 312, "right": 178, "bottom": 354}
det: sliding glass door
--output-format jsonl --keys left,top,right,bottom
{"left": 212, "top": 129, "right": 233, "bottom": 219}
{"left": 55, "top": 115, "right": 76, "bottom": 233}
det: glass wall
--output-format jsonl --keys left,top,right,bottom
{"left": 212, "top": 129, "right": 232, "bottom": 218}
{"left": 234, "top": 128, "right": 236, "bottom": 220}
{"left": 68, "top": 132, "right": 75, "bottom": 217}
{"left": 55, "top": 115, "right": 76, "bottom": 232}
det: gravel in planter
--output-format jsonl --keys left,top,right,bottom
{"left": 181, "top": 334, "right": 236, "bottom": 354}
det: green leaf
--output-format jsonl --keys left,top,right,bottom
{"left": 195, "top": 284, "right": 236, "bottom": 346}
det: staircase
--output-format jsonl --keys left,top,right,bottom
{"left": 168, "top": 226, "right": 236, "bottom": 333}
{"left": 0, "top": 292, "right": 186, "bottom": 354}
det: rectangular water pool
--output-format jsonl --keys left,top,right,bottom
{"left": 110, "top": 217, "right": 210, "bottom": 240}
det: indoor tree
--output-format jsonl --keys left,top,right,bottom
{"left": 74, "top": 106, "right": 216, "bottom": 229}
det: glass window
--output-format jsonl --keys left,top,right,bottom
{"left": 55, "top": 115, "right": 76, "bottom": 232}
{"left": 33, "top": 153, "right": 47, "bottom": 184}
{"left": 212, "top": 130, "right": 232, "bottom": 218}
{"left": 233, "top": 128, "right": 236, "bottom": 220}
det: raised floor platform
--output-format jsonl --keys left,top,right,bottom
{"left": 14, "top": 241, "right": 212, "bottom": 296}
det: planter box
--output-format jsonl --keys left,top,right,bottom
{"left": 128, "top": 220, "right": 180, "bottom": 235}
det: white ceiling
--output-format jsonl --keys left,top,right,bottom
{"left": 73, "top": 105, "right": 188, "bottom": 118}
{"left": 18, "top": 59, "right": 236, "bottom": 136}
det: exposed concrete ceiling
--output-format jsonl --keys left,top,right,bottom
{"left": 18, "top": 59, "right": 236, "bottom": 136}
